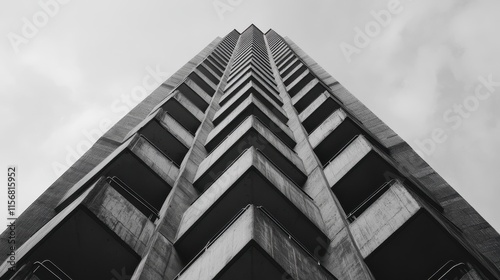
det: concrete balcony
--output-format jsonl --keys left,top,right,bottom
{"left": 0, "top": 183, "right": 141, "bottom": 280}
{"left": 195, "top": 116, "right": 306, "bottom": 191}
{"left": 203, "top": 59, "right": 223, "bottom": 77}
{"left": 177, "top": 82, "right": 211, "bottom": 113}
{"left": 175, "top": 205, "right": 336, "bottom": 280}
{"left": 299, "top": 93, "right": 341, "bottom": 134}
{"left": 197, "top": 64, "right": 220, "bottom": 86}
{"left": 213, "top": 80, "right": 287, "bottom": 126}
{"left": 177, "top": 147, "right": 326, "bottom": 263}
{"left": 292, "top": 79, "right": 330, "bottom": 115}
{"left": 280, "top": 57, "right": 300, "bottom": 77}
{"left": 206, "top": 56, "right": 225, "bottom": 76}
{"left": 286, "top": 70, "right": 315, "bottom": 98}
{"left": 222, "top": 71, "right": 280, "bottom": 107}
{"left": 152, "top": 95, "right": 203, "bottom": 136}
{"left": 309, "top": 109, "right": 347, "bottom": 150}
{"left": 228, "top": 59, "right": 275, "bottom": 87}
{"left": 323, "top": 133, "right": 441, "bottom": 222}
{"left": 311, "top": 109, "right": 387, "bottom": 168}
{"left": 342, "top": 178, "right": 491, "bottom": 279}
{"left": 56, "top": 135, "right": 174, "bottom": 217}
{"left": 187, "top": 72, "right": 216, "bottom": 97}
{"left": 231, "top": 52, "right": 273, "bottom": 78}
{"left": 125, "top": 117, "right": 189, "bottom": 168}
{"left": 158, "top": 110, "right": 194, "bottom": 148}
{"left": 277, "top": 52, "right": 295, "bottom": 71}
{"left": 205, "top": 95, "right": 295, "bottom": 152}
{"left": 283, "top": 64, "right": 307, "bottom": 87}
{"left": 364, "top": 209, "right": 491, "bottom": 279}
{"left": 349, "top": 180, "right": 421, "bottom": 258}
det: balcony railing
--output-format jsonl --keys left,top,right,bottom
{"left": 138, "top": 134, "right": 181, "bottom": 168}
{"left": 163, "top": 110, "right": 197, "bottom": 137}
{"left": 427, "top": 260, "right": 469, "bottom": 280}
{"left": 255, "top": 148, "right": 311, "bottom": 200}
{"left": 322, "top": 134, "right": 360, "bottom": 168}
{"left": 32, "top": 260, "right": 73, "bottom": 280}
{"left": 174, "top": 204, "right": 332, "bottom": 280}
{"left": 106, "top": 176, "right": 160, "bottom": 222}
{"left": 256, "top": 206, "right": 320, "bottom": 264}
{"left": 174, "top": 205, "right": 252, "bottom": 279}
{"left": 192, "top": 148, "right": 250, "bottom": 204}
{"left": 346, "top": 179, "right": 397, "bottom": 223}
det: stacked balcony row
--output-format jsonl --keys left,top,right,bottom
{"left": 170, "top": 27, "right": 338, "bottom": 279}
{"left": 267, "top": 31, "right": 493, "bottom": 280}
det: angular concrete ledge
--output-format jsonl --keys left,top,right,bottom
{"left": 192, "top": 68, "right": 218, "bottom": 92}
{"left": 159, "top": 110, "right": 194, "bottom": 147}
{"left": 291, "top": 78, "right": 320, "bottom": 105}
{"left": 195, "top": 116, "right": 306, "bottom": 190}
{"left": 186, "top": 77, "right": 212, "bottom": 106}
{"left": 175, "top": 205, "right": 336, "bottom": 280}
{"left": 177, "top": 147, "right": 326, "bottom": 262}
{"left": 283, "top": 62, "right": 305, "bottom": 84}
{"left": 0, "top": 187, "right": 92, "bottom": 277}
{"left": 280, "top": 57, "right": 299, "bottom": 75}
{"left": 349, "top": 180, "right": 421, "bottom": 257}
{"left": 56, "top": 135, "right": 173, "bottom": 213}
{"left": 324, "top": 135, "right": 372, "bottom": 187}
{"left": 214, "top": 81, "right": 287, "bottom": 125}
{"left": 205, "top": 95, "right": 295, "bottom": 152}
{"left": 309, "top": 109, "right": 347, "bottom": 149}
{"left": 299, "top": 91, "right": 329, "bottom": 121}
{"left": 285, "top": 68, "right": 309, "bottom": 92}
{"left": 150, "top": 91, "right": 204, "bottom": 123}
{"left": 227, "top": 60, "right": 275, "bottom": 88}
{"left": 222, "top": 71, "right": 280, "bottom": 105}
{"left": 82, "top": 178, "right": 156, "bottom": 255}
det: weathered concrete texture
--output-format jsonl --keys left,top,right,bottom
{"left": 349, "top": 181, "right": 421, "bottom": 257}
{"left": 132, "top": 232, "right": 184, "bottom": 280}
{"left": 158, "top": 110, "right": 194, "bottom": 147}
{"left": 55, "top": 134, "right": 171, "bottom": 210}
{"left": 131, "top": 136, "right": 179, "bottom": 186}
{"left": 83, "top": 179, "right": 155, "bottom": 256}
{"left": 309, "top": 109, "right": 347, "bottom": 148}
{"left": 283, "top": 33, "right": 500, "bottom": 274}
{"left": 323, "top": 135, "right": 371, "bottom": 187}
{"left": 177, "top": 205, "right": 336, "bottom": 280}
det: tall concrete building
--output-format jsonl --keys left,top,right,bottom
{"left": 1, "top": 25, "right": 499, "bottom": 280}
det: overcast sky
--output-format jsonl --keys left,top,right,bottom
{"left": 1, "top": 0, "right": 499, "bottom": 232}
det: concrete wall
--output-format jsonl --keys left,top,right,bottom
{"left": 349, "top": 181, "right": 421, "bottom": 257}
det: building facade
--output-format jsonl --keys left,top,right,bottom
{"left": 1, "top": 25, "right": 500, "bottom": 280}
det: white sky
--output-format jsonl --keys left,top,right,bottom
{"left": 1, "top": 0, "right": 499, "bottom": 232}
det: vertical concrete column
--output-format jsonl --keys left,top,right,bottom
{"left": 264, "top": 33, "right": 374, "bottom": 280}
{"left": 131, "top": 32, "right": 242, "bottom": 280}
